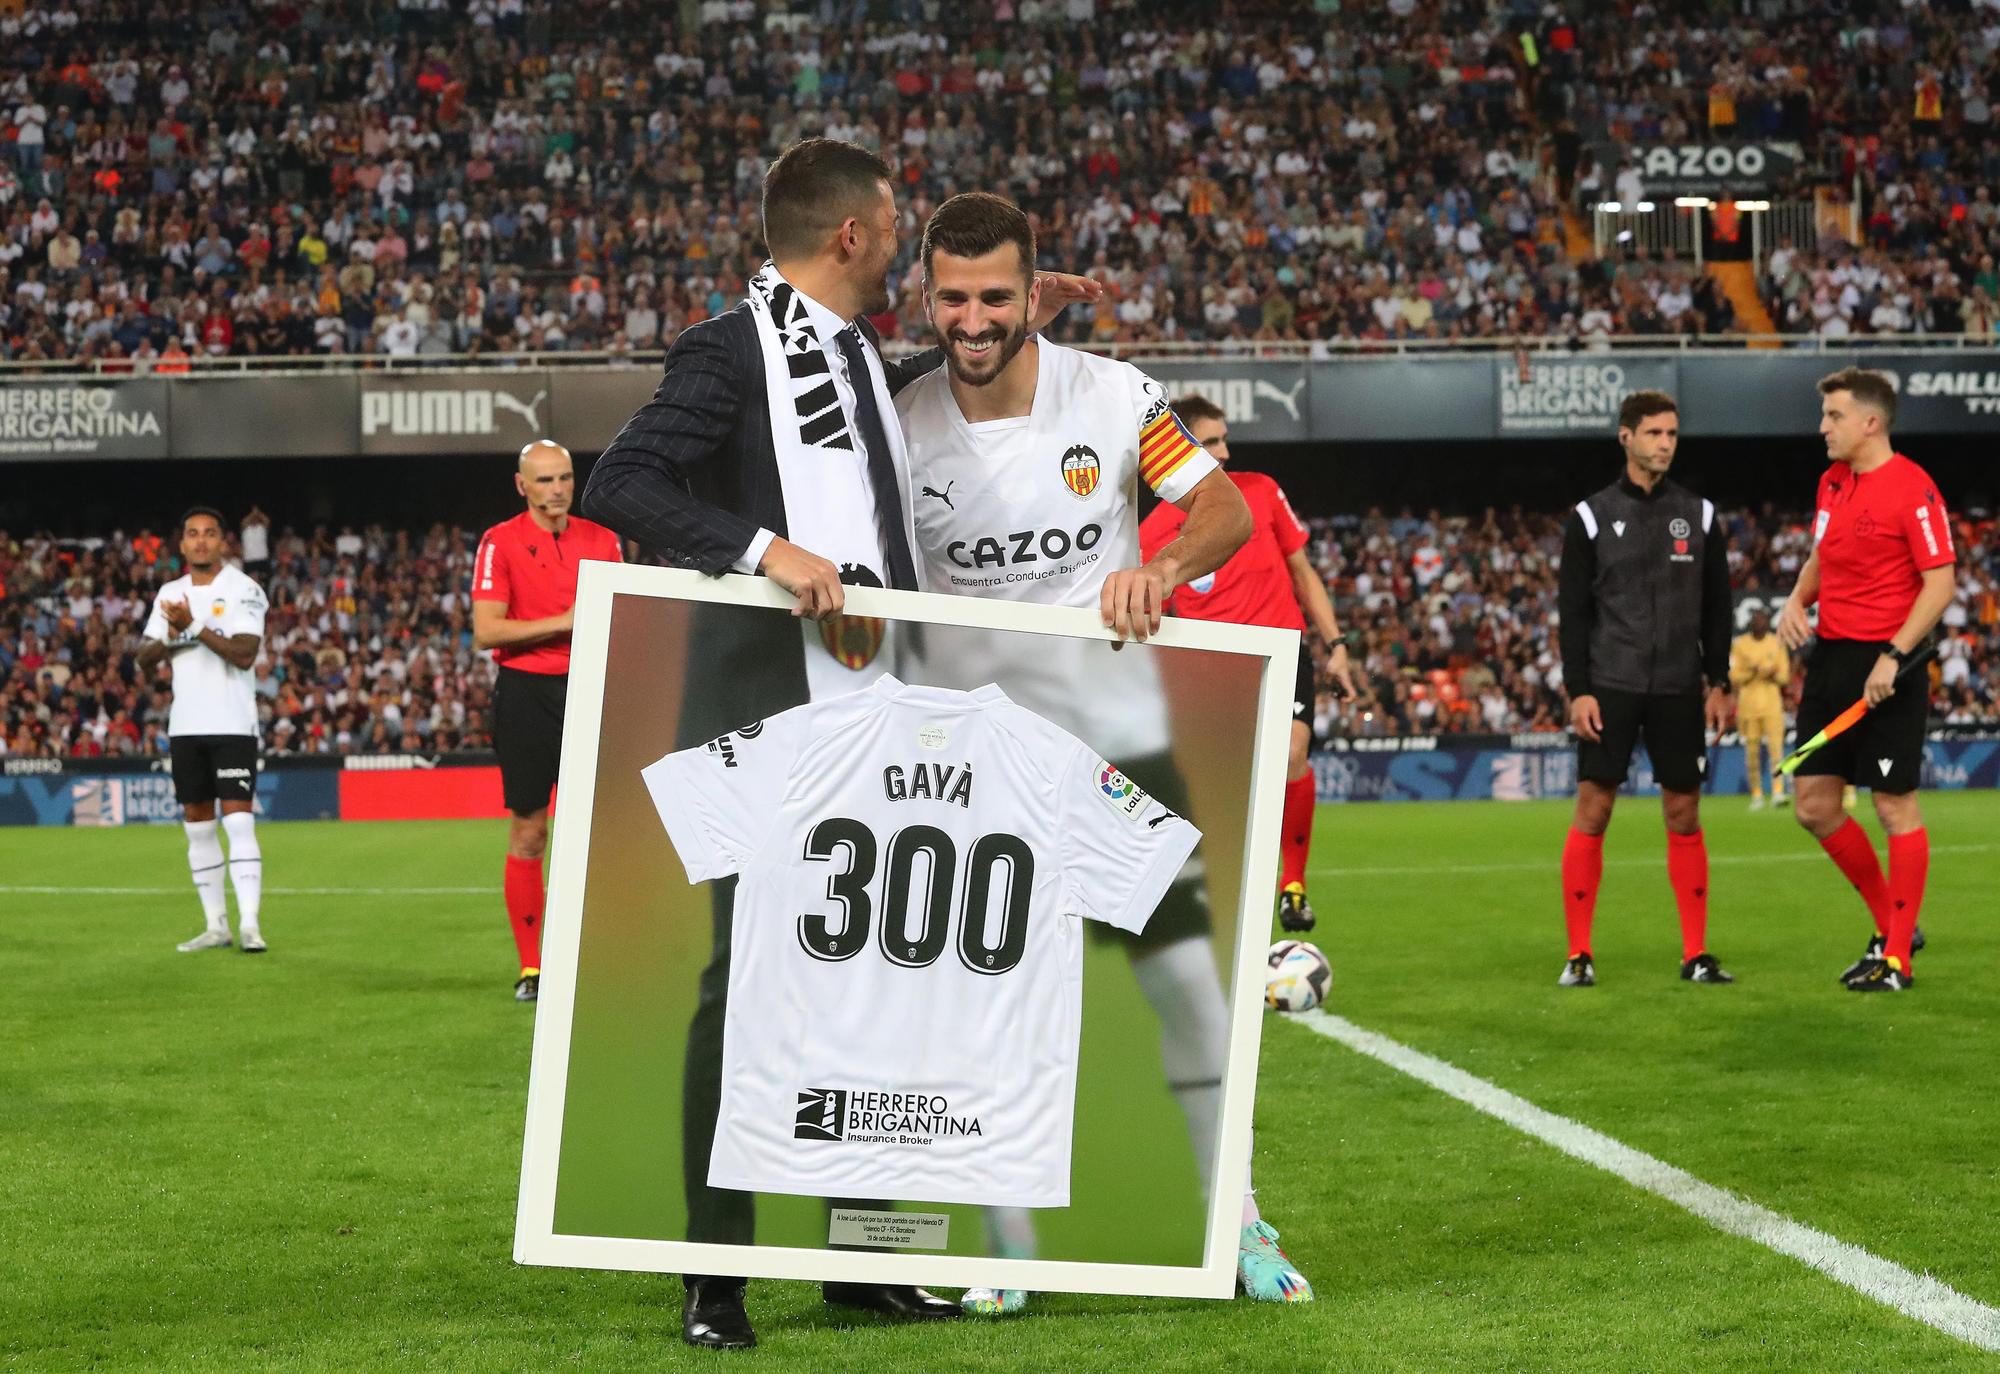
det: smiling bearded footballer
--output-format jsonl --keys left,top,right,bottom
{"left": 894, "top": 192, "right": 1312, "bottom": 1310}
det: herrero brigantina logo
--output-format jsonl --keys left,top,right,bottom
{"left": 793, "top": 1088, "right": 984, "bottom": 1146}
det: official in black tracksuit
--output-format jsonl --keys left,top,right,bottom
{"left": 1553, "top": 390, "right": 1736, "bottom": 988}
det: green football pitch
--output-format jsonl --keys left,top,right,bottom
{"left": 4, "top": 792, "right": 1997, "bottom": 1372}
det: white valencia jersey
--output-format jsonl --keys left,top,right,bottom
{"left": 896, "top": 339, "right": 1215, "bottom": 605}
{"left": 642, "top": 674, "right": 1200, "bottom": 1209}
{"left": 895, "top": 340, "right": 1215, "bottom": 758}
{"left": 142, "top": 565, "right": 267, "bottom": 737}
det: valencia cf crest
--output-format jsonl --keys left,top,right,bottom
{"left": 1060, "top": 444, "right": 1101, "bottom": 500}
{"left": 819, "top": 563, "right": 886, "bottom": 670}
{"left": 210, "top": 600, "right": 227, "bottom": 617}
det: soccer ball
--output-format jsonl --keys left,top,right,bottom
{"left": 1265, "top": 940, "right": 1331, "bottom": 1013}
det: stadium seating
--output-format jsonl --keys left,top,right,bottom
{"left": 1300, "top": 504, "right": 1999, "bottom": 740}
{"left": 1554, "top": 4, "right": 2000, "bottom": 340}
{"left": 3, "top": 504, "right": 1993, "bottom": 759}
{"left": 7, "top": 1, "right": 1996, "bottom": 365}
{"left": 0, "top": 521, "right": 497, "bottom": 757}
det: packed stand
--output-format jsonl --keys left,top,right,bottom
{"left": 1301, "top": 503, "right": 2000, "bottom": 740}
{"left": 0, "top": 517, "right": 505, "bottom": 757}
{"left": 1542, "top": 1, "right": 2000, "bottom": 340}
{"left": 1, "top": 0, "right": 1643, "bottom": 366}
{"left": 2, "top": 498, "right": 1994, "bottom": 759}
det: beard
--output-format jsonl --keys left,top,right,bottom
{"left": 860, "top": 272, "right": 892, "bottom": 316}
{"left": 943, "top": 316, "right": 1029, "bottom": 388}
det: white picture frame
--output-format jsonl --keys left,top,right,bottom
{"left": 514, "top": 561, "right": 1299, "bottom": 1300}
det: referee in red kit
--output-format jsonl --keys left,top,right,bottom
{"left": 473, "top": 441, "right": 623, "bottom": 1001}
{"left": 1778, "top": 368, "right": 1956, "bottom": 993}
{"left": 1138, "top": 394, "right": 1355, "bottom": 932}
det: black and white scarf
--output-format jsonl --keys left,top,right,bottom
{"left": 746, "top": 261, "right": 916, "bottom": 697}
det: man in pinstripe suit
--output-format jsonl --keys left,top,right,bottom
{"left": 584, "top": 137, "right": 1100, "bottom": 1352}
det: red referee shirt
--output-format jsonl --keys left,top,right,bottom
{"left": 1140, "top": 470, "right": 1309, "bottom": 631}
{"left": 472, "top": 510, "right": 623, "bottom": 674}
{"left": 1812, "top": 453, "right": 1955, "bottom": 642}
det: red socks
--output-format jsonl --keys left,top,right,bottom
{"left": 1885, "top": 828, "right": 1929, "bottom": 971}
{"left": 1561, "top": 828, "right": 1604, "bottom": 957}
{"left": 505, "top": 854, "right": 545, "bottom": 974}
{"left": 1666, "top": 829, "right": 1709, "bottom": 963}
{"left": 1279, "top": 772, "right": 1315, "bottom": 889}
{"left": 1818, "top": 818, "right": 1891, "bottom": 937}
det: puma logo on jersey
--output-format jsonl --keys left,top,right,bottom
{"left": 1147, "top": 809, "right": 1181, "bottom": 829}
{"left": 922, "top": 482, "right": 956, "bottom": 510}
{"left": 884, "top": 762, "right": 974, "bottom": 808}
{"left": 946, "top": 524, "right": 1103, "bottom": 569}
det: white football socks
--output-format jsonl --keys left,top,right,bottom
{"left": 183, "top": 818, "right": 228, "bottom": 933}
{"left": 982, "top": 1205, "right": 1039, "bottom": 1260}
{"left": 1130, "top": 933, "right": 1231, "bottom": 1201}
{"left": 221, "top": 811, "right": 262, "bottom": 935}
{"left": 1242, "top": 1136, "right": 1260, "bottom": 1227}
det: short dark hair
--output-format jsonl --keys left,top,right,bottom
{"left": 760, "top": 138, "right": 892, "bottom": 261}
{"left": 1617, "top": 390, "right": 1678, "bottom": 431}
{"left": 921, "top": 192, "right": 1037, "bottom": 283}
{"left": 1818, "top": 366, "right": 1898, "bottom": 427}
{"left": 1173, "top": 394, "right": 1226, "bottom": 428}
{"left": 178, "top": 505, "right": 226, "bottom": 536}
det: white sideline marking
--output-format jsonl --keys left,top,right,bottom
{"left": 1293, "top": 1010, "right": 2000, "bottom": 1352}
{"left": 1311, "top": 841, "right": 1997, "bottom": 880}
{"left": 0, "top": 885, "right": 488, "bottom": 896}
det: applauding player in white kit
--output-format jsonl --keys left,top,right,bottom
{"left": 136, "top": 507, "right": 270, "bottom": 954}
{"left": 897, "top": 192, "right": 1313, "bottom": 1308}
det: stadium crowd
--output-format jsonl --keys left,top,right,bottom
{"left": 1301, "top": 502, "right": 2000, "bottom": 741}
{"left": 2, "top": 499, "right": 1996, "bottom": 760}
{"left": 4, "top": 0, "right": 1999, "bottom": 368}
{"left": 0, "top": 517, "right": 506, "bottom": 757}
{"left": 1545, "top": 2, "right": 2000, "bottom": 341}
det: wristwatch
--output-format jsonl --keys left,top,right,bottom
{"left": 1886, "top": 644, "right": 1912, "bottom": 665}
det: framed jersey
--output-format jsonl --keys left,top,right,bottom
{"left": 514, "top": 563, "right": 1298, "bottom": 1300}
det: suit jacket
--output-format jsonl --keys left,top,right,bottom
{"left": 583, "top": 300, "right": 940, "bottom": 742}
{"left": 584, "top": 300, "right": 939, "bottom": 575}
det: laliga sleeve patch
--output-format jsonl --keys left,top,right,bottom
{"left": 1095, "top": 760, "right": 1151, "bottom": 822}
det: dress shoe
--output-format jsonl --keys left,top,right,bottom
{"left": 682, "top": 1276, "right": 756, "bottom": 1350}
{"left": 822, "top": 1282, "right": 963, "bottom": 1319}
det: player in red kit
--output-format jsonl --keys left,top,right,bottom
{"left": 1139, "top": 394, "right": 1354, "bottom": 932}
{"left": 473, "top": 441, "right": 624, "bottom": 1001}
{"left": 1778, "top": 369, "right": 1956, "bottom": 993}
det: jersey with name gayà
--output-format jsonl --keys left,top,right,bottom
{"left": 642, "top": 674, "right": 1200, "bottom": 1209}
{"left": 142, "top": 564, "right": 267, "bottom": 737}
{"left": 894, "top": 340, "right": 1215, "bottom": 758}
